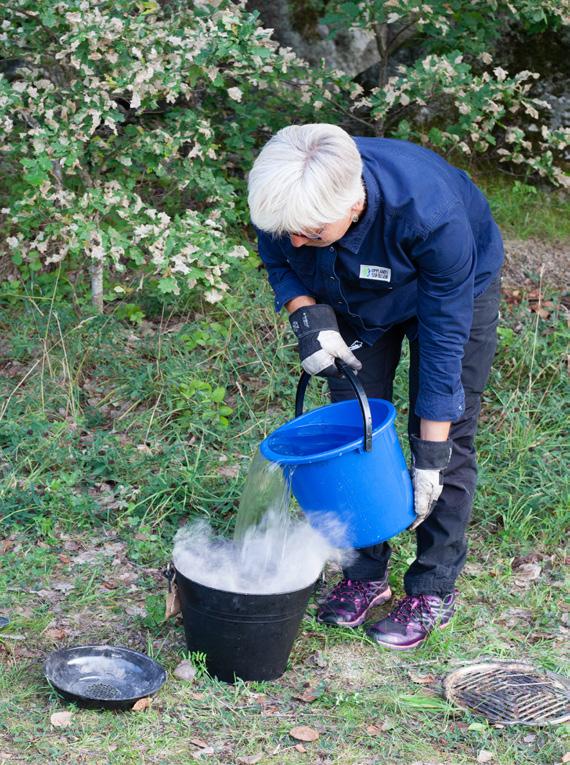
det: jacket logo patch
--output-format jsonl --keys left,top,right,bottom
{"left": 359, "top": 265, "right": 391, "bottom": 282}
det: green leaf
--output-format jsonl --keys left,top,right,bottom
{"left": 210, "top": 386, "right": 226, "bottom": 403}
{"left": 40, "top": 9, "right": 58, "bottom": 27}
{"left": 467, "top": 722, "right": 487, "bottom": 731}
{"left": 157, "top": 277, "right": 178, "bottom": 294}
{"left": 428, "top": 127, "right": 444, "bottom": 147}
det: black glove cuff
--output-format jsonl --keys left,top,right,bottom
{"left": 289, "top": 304, "right": 339, "bottom": 339}
{"left": 410, "top": 435, "right": 452, "bottom": 470}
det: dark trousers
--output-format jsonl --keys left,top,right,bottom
{"left": 328, "top": 276, "right": 501, "bottom": 596}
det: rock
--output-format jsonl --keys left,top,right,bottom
{"left": 174, "top": 660, "right": 197, "bottom": 682}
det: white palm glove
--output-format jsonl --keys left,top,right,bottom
{"left": 409, "top": 435, "right": 453, "bottom": 530}
{"left": 289, "top": 304, "right": 362, "bottom": 378}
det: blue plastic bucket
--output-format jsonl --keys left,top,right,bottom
{"left": 259, "top": 365, "right": 414, "bottom": 549}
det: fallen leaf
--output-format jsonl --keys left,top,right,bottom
{"left": 34, "top": 589, "right": 58, "bottom": 600}
{"left": 366, "top": 724, "right": 383, "bottom": 736}
{"left": 468, "top": 722, "right": 487, "bottom": 732}
{"left": 562, "top": 753, "right": 570, "bottom": 763}
{"left": 502, "top": 288, "right": 522, "bottom": 305}
{"left": 44, "top": 627, "right": 68, "bottom": 641}
{"left": 58, "top": 554, "right": 71, "bottom": 564}
{"left": 132, "top": 697, "right": 152, "bottom": 711}
{"left": 165, "top": 584, "right": 182, "bottom": 619}
{"left": 513, "top": 562, "right": 541, "bottom": 577}
{"left": 50, "top": 710, "right": 73, "bottom": 728}
{"left": 477, "top": 751, "right": 494, "bottom": 763}
{"left": 529, "top": 304, "right": 551, "bottom": 320}
{"left": 191, "top": 746, "right": 215, "bottom": 759}
{"left": 0, "top": 540, "right": 16, "bottom": 553}
{"left": 218, "top": 464, "right": 240, "bottom": 478}
{"left": 463, "top": 561, "right": 484, "bottom": 576}
{"left": 294, "top": 685, "right": 322, "bottom": 703}
{"left": 237, "top": 755, "right": 264, "bottom": 764}
{"left": 289, "top": 726, "right": 319, "bottom": 742}
{"left": 51, "top": 581, "right": 75, "bottom": 593}
{"left": 174, "top": 660, "right": 197, "bottom": 682}
{"left": 408, "top": 671, "right": 437, "bottom": 685}
{"left": 190, "top": 738, "right": 209, "bottom": 749}
{"left": 512, "top": 562, "right": 541, "bottom": 587}
{"left": 125, "top": 604, "right": 147, "bottom": 617}
{"left": 101, "top": 542, "right": 126, "bottom": 557}
{"left": 73, "top": 550, "right": 101, "bottom": 565}
{"left": 523, "top": 734, "right": 536, "bottom": 743}
{"left": 500, "top": 607, "right": 533, "bottom": 628}
{"left": 294, "top": 744, "right": 306, "bottom": 753}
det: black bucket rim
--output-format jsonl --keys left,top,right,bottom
{"left": 173, "top": 564, "right": 318, "bottom": 600}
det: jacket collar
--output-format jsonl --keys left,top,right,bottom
{"left": 337, "top": 162, "right": 381, "bottom": 255}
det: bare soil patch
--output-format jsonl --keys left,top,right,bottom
{"left": 502, "top": 237, "right": 569, "bottom": 289}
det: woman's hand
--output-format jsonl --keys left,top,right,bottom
{"left": 409, "top": 434, "right": 452, "bottom": 530}
{"left": 288, "top": 303, "right": 362, "bottom": 378}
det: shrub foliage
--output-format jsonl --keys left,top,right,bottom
{"left": 0, "top": 0, "right": 337, "bottom": 306}
{"left": 0, "top": 0, "right": 568, "bottom": 306}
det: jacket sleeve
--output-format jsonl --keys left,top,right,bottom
{"left": 256, "top": 229, "right": 314, "bottom": 312}
{"left": 409, "top": 206, "right": 476, "bottom": 422}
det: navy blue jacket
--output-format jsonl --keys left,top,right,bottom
{"left": 256, "top": 138, "right": 504, "bottom": 421}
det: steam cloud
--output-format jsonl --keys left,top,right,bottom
{"left": 173, "top": 510, "right": 353, "bottom": 595}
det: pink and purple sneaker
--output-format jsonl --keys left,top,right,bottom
{"left": 317, "top": 576, "right": 392, "bottom": 628}
{"left": 366, "top": 592, "right": 456, "bottom": 650}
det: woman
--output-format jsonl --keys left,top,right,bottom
{"left": 247, "top": 124, "right": 503, "bottom": 650}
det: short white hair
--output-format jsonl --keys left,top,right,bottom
{"left": 248, "top": 123, "right": 364, "bottom": 235}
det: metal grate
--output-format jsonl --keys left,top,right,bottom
{"left": 444, "top": 662, "right": 570, "bottom": 726}
{"left": 84, "top": 682, "right": 122, "bottom": 700}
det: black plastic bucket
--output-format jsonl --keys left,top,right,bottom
{"left": 174, "top": 567, "right": 315, "bottom": 682}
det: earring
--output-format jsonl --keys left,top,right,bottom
{"left": 352, "top": 214, "right": 359, "bottom": 223}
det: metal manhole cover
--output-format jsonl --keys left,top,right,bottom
{"left": 444, "top": 661, "right": 570, "bottom": 726}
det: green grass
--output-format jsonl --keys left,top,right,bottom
{"left": 1, "top": 255, "right": 569, "bottom": 764}
{"left": 456, "top": 165, "right": 570, "bottom": 241}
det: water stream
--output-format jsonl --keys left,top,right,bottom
{"left": 172, "top": 449, "right": 351, "bottom": 594}
{"left": 233, "top": 450, "right": 292, "bottom": 542}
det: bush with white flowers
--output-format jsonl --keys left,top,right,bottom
{"left": 1, "top": 0, "right": 568, "bottom": 308}
{"left": 0, "top": 0, "right": 330, "bottom": 308}
{"left": 324, "top": 0, "right": 569, "bottom": 186}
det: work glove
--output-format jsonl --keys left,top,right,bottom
{"left": 409, "top": 435, "right": 453, "bottom": 530}
{"left": 289, "top": 304, "right": 362, "bottom": 378}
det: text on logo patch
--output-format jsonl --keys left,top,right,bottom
{"left": 359, "top": 265, "right": 391, "bottom": 282}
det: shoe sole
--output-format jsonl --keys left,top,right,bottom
{"left": 318, "top": 586, "right": 392, "bottom": 628}
{"left": 368, "top": 616, "right": 452, "bottom": 650}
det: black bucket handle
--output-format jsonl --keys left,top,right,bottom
{"left": 295, "top": 360, "right": 373, "bottom": 452}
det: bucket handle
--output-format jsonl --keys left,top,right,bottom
{"left": 295, "top": 360, "right": 373, "bottom": 452}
